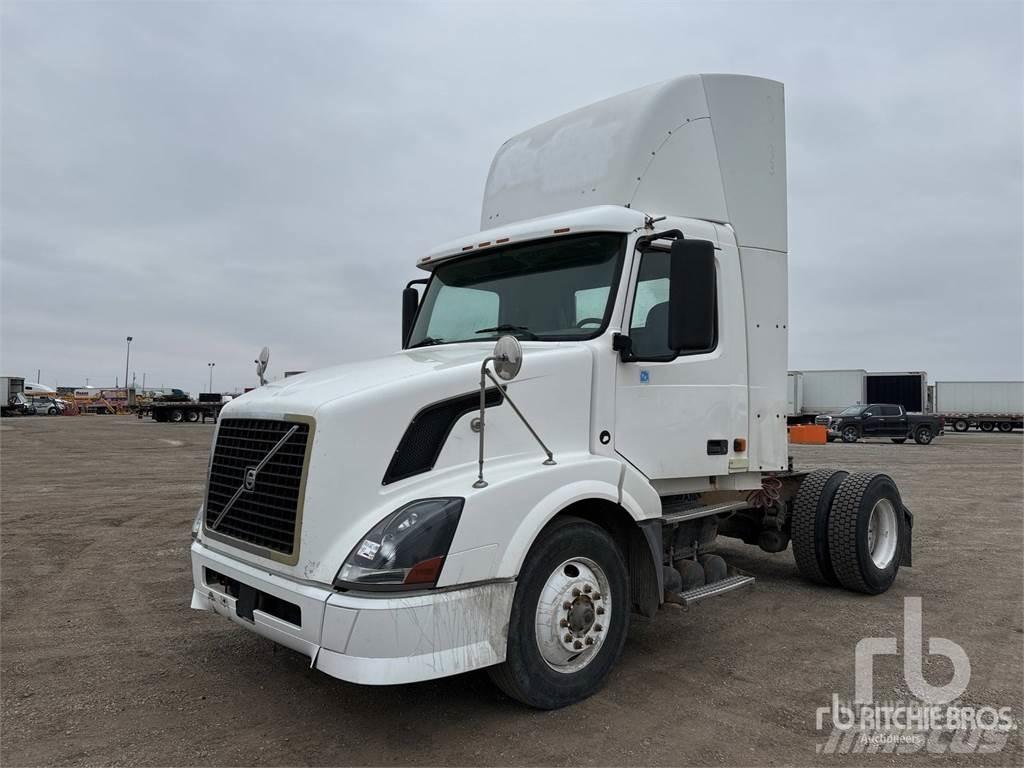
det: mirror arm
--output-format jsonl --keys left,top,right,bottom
{"left": 473, "top": 357, "right": 496, "bottom": 489}
{"left": 473, "top": 355, "right": 556, "bottom": 490}
{"left": 484, "top": 369, "right": 555, "bottom": 467}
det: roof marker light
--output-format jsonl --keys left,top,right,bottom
{"left": 462, "top": 245, "right": 474, "bottom": 251}
{"left": 496, "top": 237, "right": 509, "bottom": 244}
{"left": 478, "top": 241, "right": 491, "bottom": 247}
{"left": 553, "top": 227, "right": 570, "bottom": 234}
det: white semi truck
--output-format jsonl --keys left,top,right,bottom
{"left": 190, "top": 74, "right": 913, "bottom": 709}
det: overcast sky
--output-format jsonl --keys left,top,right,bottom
{"left": 2, "top": 1, "right": 1021, "bottom": 394}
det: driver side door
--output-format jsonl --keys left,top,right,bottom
{"left": 613, "top": 241, "right": 747, "bottom": 481}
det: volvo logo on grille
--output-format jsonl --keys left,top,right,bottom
{"left": 208, "top": 423, "right": 300, "bottom": 531}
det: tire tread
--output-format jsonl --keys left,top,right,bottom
{"left": 791, "top": 469, "right": 842, "bottom": 584}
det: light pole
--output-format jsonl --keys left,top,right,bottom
{"left": 124, "top": 336, "right": 133, "bottom": 393}
{"left": 208, "top": 362, "right": 215, "bottom": 393}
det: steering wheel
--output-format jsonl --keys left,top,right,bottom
{"left": 576, "top": 317, "right": 603, "bottom": 328}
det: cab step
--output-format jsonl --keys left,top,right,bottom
{"left": 659, "top": 499, "right": 749, "bottom": 525}
{"left": 675, "top": 573, "right": 755, "bottom": 607}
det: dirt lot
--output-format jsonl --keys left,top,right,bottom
{"left": 1, "top": 416, "right": 1021, "bottom": 766}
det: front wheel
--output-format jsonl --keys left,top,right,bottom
{"left": 841, "top": 425, "right": 860, "bottom": 443}
{"left": 487, "top": 517, "right": 629, "bottom": 709}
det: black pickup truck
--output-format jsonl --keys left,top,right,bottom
{"left": 825, "top": 404, "right": 944, "bottom": 445}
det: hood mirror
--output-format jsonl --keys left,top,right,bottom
{"left": 492, "top": 335, "right": 522, "bottom": 381}
{"left": 473, "top": 335, "right": 555, "bottom": 488}
{"left": 255, "top": 346, "right": 270, "bottom": 386}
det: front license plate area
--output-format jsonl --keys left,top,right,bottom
{"left": 235, "top": 583, "right": 258, "bottom": 622}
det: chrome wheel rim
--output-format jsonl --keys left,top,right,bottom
{"left": 534, "top": 557, "right": 610, "bottom": 674}
{"left": 867, "top": 498, "right": 898, "bottom": 569}
{"left": 843, "top": 427, "right": 858, "bottom": 441}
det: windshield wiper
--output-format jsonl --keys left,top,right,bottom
{"left": 409, "top": 336, "right": 446, "bottom": 348}
{"left": 474, "top": 324, "right": 539, "bottom": 340}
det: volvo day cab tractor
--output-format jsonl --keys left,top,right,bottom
{"left": 190, "top": 74, "right": 913, "bottom": 709}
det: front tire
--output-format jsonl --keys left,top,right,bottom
{"left": 827, "top": 473, "right": 906, "bottom": 594}
{"left": 841, "top": 425, "right": 860, "bottom": 443}
{"left": 487, "top": 517, "right": 629, "bottom": 709}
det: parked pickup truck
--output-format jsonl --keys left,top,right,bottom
{"left": 827, "top": 404, "right": 943, "bottom": 444}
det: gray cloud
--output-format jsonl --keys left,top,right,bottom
{"left": 2, "top": 1, "right": 1021, "bottom": 394}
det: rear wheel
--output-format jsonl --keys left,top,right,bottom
{"left": 487, "top": 517, "right": 629, "bottom": 709}
{"left": 169, "top": 409, "right": 184, "bottom": 423}
{"left": 953, "top": 419, "right": 969, "bottom": 432}
{"left": 841, "top": 425, "right": 860, "bottom": 443}
{"left": 914, "top": 426, "right": 933, "bottom": 445}
{"left": 791, "top": 469, "right": 848, "bottom": 586}
{"left": 980, "top": 421, "right": 995, "bottom": 432}
{"left": 827, "top": 473, "right": 905, "bottom": 594}
{"left": 890, "top": 438, "right": 907, "bottom": 444}
{"left": 185, "top": 409, "right": 200, "bottom": 422}
{"left": 998, "top": 422, "right": 1013, "bottom": 433}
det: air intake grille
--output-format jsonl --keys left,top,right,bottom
{"left": 383, "top": 388, "right": 503, "bottom": 485}
{"left": 205, "top": 418, "right": 311, "bottom": 556}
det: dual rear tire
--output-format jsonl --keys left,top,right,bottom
{"left": 791, "top": 470, "right": 907, "bottom": 594}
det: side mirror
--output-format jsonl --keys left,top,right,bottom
{"left": 668, "top": 239, "right": 716, "bottom": 353}
{"left": 401, "top": 287, "right": 420, "bottom": 348}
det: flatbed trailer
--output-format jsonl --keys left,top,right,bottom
{"left": 141, "top": 401, "right": 223, "bottom": 423}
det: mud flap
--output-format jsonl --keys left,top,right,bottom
{"left": 631, "top": 519, "right": 663, "bottom": 617}
{"left": 901, "top": 505, "right": 913, "bottom": 567}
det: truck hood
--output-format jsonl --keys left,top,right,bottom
{"left": 226, "top": 344, "right": 506, "bottom": 417}
{"left": 204, "top": 342, "right": 596, "bottom": 583}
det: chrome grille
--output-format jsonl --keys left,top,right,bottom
{"left": 205, "top": 418, "right": 311, "bottom": 556}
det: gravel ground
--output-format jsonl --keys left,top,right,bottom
{"left": 2, "top": 417, "right": 1021, "bottom": 766}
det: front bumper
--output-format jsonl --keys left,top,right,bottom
{"left": 190, "top": 541, "right": 515, "bottom": 685}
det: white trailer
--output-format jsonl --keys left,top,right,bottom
{"left": 935, "top": 381, "right": 1024, "bottom": 432}
{"left": 786, "top": 371, "right": 803, "bottom": 417}
{"left": 790, "top": 369, "right": 866, "bottom": 423}
{"left": 1, "top": 376, "right": 26, "bottom": 416}
{"left": 189, "top": 75, "right": 913, "bottom": 709}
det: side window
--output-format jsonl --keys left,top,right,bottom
{"left": 863, "top": 407, "right": 878, "bottom": 417}
{"left": 575, "top": 287, "right": 609, "bottom": 326}
{"left": 425, "top": 285, "right": 498, "bottom": 342}
{"left": 881, "top": 405, "right": 900, "bottom": 416}
{"left": 628, "top": 249, "right": 716, "bottom": 359}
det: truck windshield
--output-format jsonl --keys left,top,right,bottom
{"left": 407, "top": 233, "right": 626, "bottom": 347}
{"left": 840, "top": 405, "right": 867, "bottom": 415}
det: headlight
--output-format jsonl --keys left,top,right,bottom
{"left": 192, "top": 505, "right": 204, "bottom": 541}
{"left": 334, "top": 498, "right": 463, "bottom": 590}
